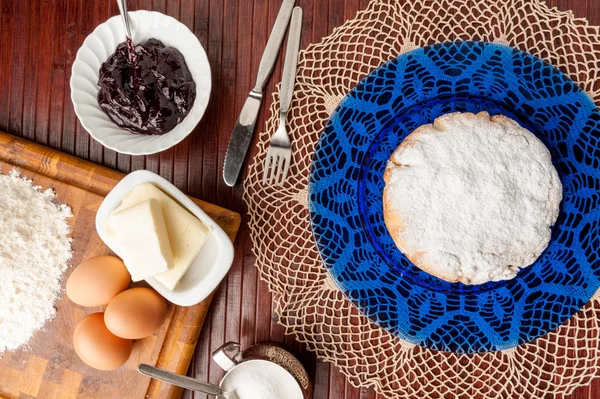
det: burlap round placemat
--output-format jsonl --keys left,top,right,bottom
{"left": 244, "top": 1, "right": 600, "bottom": 397}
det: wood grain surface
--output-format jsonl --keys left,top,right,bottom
{"left": 0, "top": 0, "right": 598, "bottom": 398}
{"left": 0, "top": 132, "right": 241, "bottom": 399}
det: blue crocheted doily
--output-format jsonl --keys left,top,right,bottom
{"left": 309, "top": 41, "right": 600, "bottom": 353}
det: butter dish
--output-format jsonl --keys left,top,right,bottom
{"left": 96, "top": 170, "right": 234, "bottom": 306}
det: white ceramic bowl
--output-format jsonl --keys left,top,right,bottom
{"left": 70, "top": 11, "right": 211, "bottom": 155}
{"left": 96, "top": 170, "right": 234, "bottom": 306}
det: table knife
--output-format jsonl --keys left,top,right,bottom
{"left": 223, "top": 0, "right": 296, "bottom": 186}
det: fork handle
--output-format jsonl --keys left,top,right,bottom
{"left": 279, "top": 7, "right": 303, "bottom": 119}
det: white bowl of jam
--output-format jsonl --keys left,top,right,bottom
{"left": 70, "top": 11, "right": 211, "bottom": 155}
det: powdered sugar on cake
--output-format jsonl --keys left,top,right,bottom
{"left": 383, "top": 112, "right": 562, "bottom": 284}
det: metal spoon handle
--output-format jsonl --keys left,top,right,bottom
{"left": 116, "top": 0, "right": 133, "bottom": 40}
{"left": 279, "top": 7, "right": 302, "bottom": 118}
{"left": 138, "top": 364, "right": 226, "bottom": 397}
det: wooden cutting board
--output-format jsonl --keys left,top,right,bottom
{"left": 0, "top": 132, "right": 241, "bottom": 399}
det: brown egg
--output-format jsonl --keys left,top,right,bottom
{"left": 67, "top": 256, "right": 131, "bottom": 307}
{"left": 104, "top": 287, "right": 168, "bottom": 339}
{"left": 73, "top": 313, "right": 133, "bottom": 370}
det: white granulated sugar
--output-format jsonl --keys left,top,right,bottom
{"left": 220, "top": 360, "right": 303, "bottom": 399}
{"left": 383, "top": 112, "right": 562, "bottom": 285}
{"left": 0, "top": 169, "right": 72, "bottom": 353}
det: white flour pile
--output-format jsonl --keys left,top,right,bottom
{"left": 220, "top": 361, "right": 303, "bottom": 399}
{"left": 0, "top": 169, "right": 72, "bottom": 353}
{"left": 383, "top": 112, "right": 562, "bottom": 285}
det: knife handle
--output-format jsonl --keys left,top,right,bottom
{"left": 253, "top": 0, "right": 296, "bottom": 93}
{"left": 279, "top": 7, "right": 302, "bottom": 119}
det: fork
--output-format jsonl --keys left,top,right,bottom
{"left": 263, "top": 7, "right": 303, "bottom": 185}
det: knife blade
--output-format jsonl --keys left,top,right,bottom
{"left": 223, "top": 0, "right": 296, "bottom": 187}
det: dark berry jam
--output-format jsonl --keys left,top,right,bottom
{"left": 97, "top": 38, "right": 196, "bottom": 135}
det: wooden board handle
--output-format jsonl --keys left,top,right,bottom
{"left": 0, "top": 131, "right": 124, "bottom": 197}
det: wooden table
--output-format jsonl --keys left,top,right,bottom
{"left": 0, "top": 0, "right": 598, "bottom": 398}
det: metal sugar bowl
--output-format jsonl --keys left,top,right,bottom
{"left": 213, "top": 342, "right": 312, "bottom": 399}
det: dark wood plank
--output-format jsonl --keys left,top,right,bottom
{"left": 217, "top": 1, "right": 242, "bottom": 397}
{"left": 0, "top": 0, "right": 15, "bottom": 133}
{"left": 33, "top": 0, "right": 56, "bottom": 146}
{"left": 172, "top": 0, "right": 193, "bottom": 192}
{"left": 87, "top": 0, "right": 106, "bottom": 165}
{"left": 314, "top": 362, "right": 331, "bottom": 399}
{"left": 61, "top": 0, "right": 80, "bottom": 154}
{"left": 221, "top": 0, "right": 246, "bottom": 359}
{"left": 186, "top": 0, "right": 209, "bottom": 200}
{"left": 7, "top": 0, "right": 27, "bottom": 137}
{"left": 249, "top": 0, "right": 272, "bottom": 351}
{"left": 74, "top": 0, "right": 91, "bottom": 160}
{"left": 204, "top": 0, "right": 227, "bottom": 393}
{"left": 48, "top": 0, "right": 68, "bottom": 150}
{"left": 345, "top": 0, "right": 360, "bottom": 22}
{"left": 329, "top": 363, "right": 346, "bottom": 399}
{"left": 21, "top": 0, "right": 39, "bottom": 142}
{"left": 233, "top": 6, "right": 256, "bottom": 386}
{"left": 345, "top": 380, "right": 361, "bottom": 399}
{"left": 186, "top": 2, "right": 211, "bottom": 396}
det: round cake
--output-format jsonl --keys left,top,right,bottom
{"left": 383, "top": 111, "right": 562, "bottom": 284}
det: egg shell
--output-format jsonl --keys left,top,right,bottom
{"left": 104, "top": 287, "right": 168, "bottom": 339}
{"left": 73, "top": 312, "right": 133, "bottom": 371}
{"left": 67, "top": 256, "right": 131, "bottom": 307}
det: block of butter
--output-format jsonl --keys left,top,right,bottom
{"left": 106, "top": 198, "right": 174, "bottom": 281}
{"left": 113, "top": 183, "right": 211, "bottom": 290}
